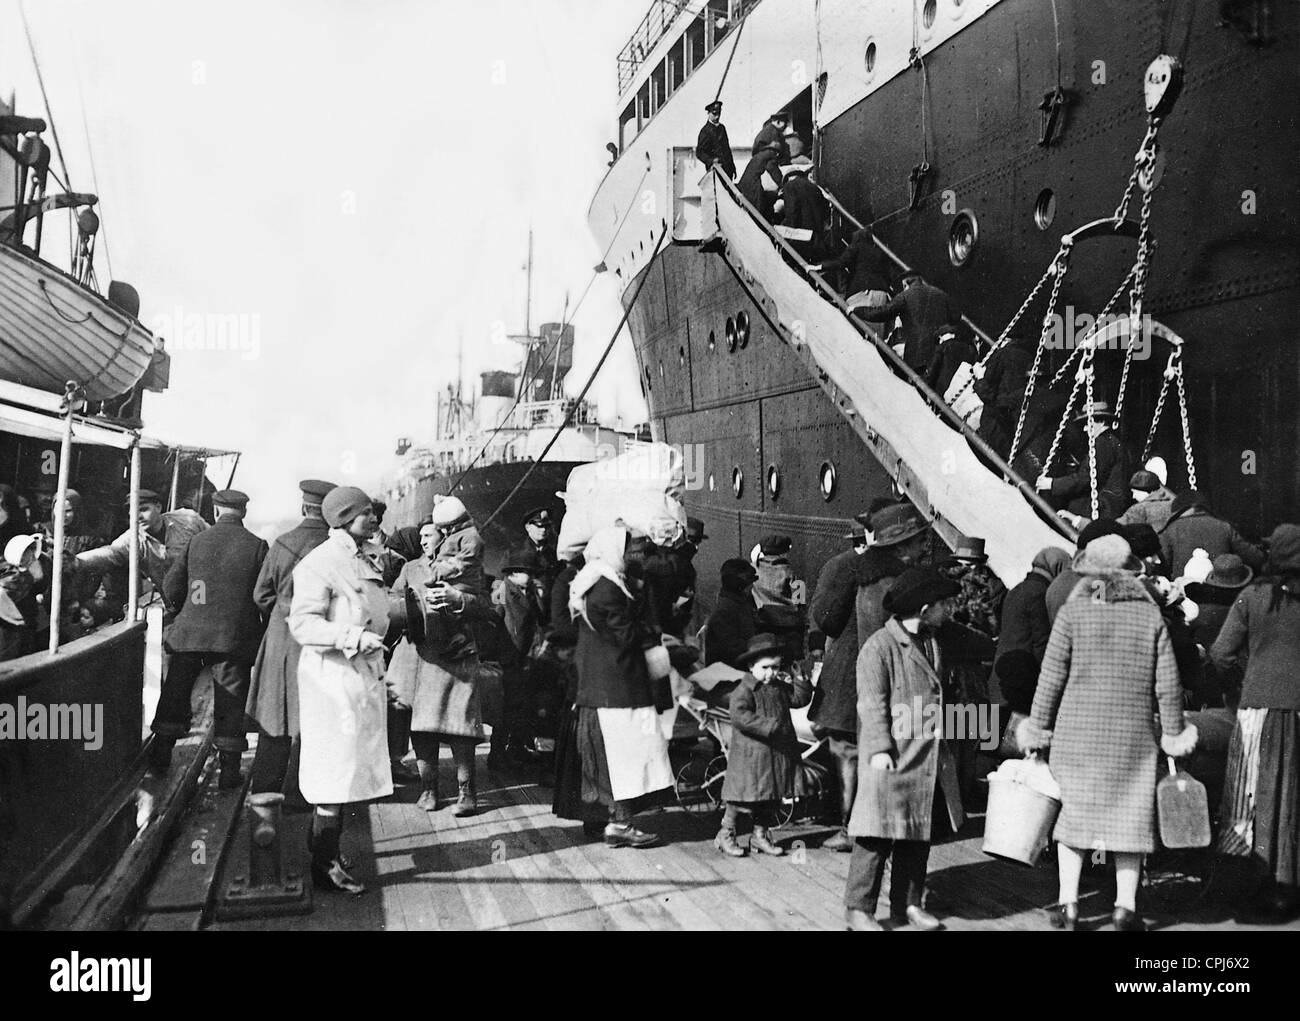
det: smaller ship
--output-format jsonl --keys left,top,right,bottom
{"left": 383, "top": 237, "right": 641, "bottom": 572}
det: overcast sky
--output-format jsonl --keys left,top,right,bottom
{"left": 2, "top": 0, "right": 650, "bottom": 528}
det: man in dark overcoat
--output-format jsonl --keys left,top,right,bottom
{"left": 695, "top": 100, "right": 736, "bottom": 179}
{"left": 1036, "top": 401, "right": 1129, "bottom": 520}
{"left": 810, "top": 501, "right": 928, "bottom": 853}
{"left": 151, "top": 490, "right": 268, "bottom": 786}
{"left": 704, "top": 558, "right": 758, "bottom": 669}
{"left": 521, "top": 506, "right": 560, "bottom": 628}
{"left": 245, "top": 479, "right": 337, "bottom": 796}
{"left": 858, "top": 271, "right": 960, "bottom": 374}
{"left": 776, "top": 158, "right": 828, "bottom": 262}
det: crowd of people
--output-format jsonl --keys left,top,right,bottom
{"left": 118, "top": 461, "right": 1297, "bottom": 928}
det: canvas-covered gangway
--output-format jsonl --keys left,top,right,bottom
{"left": 698, "top": 169, "right": 1075, "bottom": 583}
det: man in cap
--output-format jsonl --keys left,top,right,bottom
{"left": 858, "top": 271, "right": 961, "bottom": 375}
{"left": 696, "top": 100, "right": 736, "bottom": 180}
{"left": 246, "top": 480, "right": 357, "bottom": 796}
{"left": 75, "top": 489, "right": 208, "bottom": 623}
{"left": 845, "top": 566, "right": 991, "bottom": 931}
{"left": 522, "top": 505, "right": 560, "bottom": 626}
{"left": 752, "top": 109, "right": 792, "bottom": 165}
{"left": 149, "top": 490, "right": 268, "bottom": 783}
{"left": 810, "top": 500, "right": 930, "bottom": 853}
{"left": 1117, "top": 468, "right": 1176, "bottom": 532}
{"left": 1035, "top": 401, "right": 1129, "bottom": 521}
{"left": 705, "top": 558, "right": 758, "bottom": 669}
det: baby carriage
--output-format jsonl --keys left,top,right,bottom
{"left": 672, "top": 670, "right": 830, "bottom": 829}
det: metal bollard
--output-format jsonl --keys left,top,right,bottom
{"left": 216, "top": 792, "right": 311, "bottom": 920}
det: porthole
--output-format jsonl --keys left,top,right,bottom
{"left": 864, "top": 41, "right": 877, "bottom": 74}
{"left": 948, "top": 208, "right": 978, "bottom": 267}
{"left": 731, "top": 467, "right": 744, "bottom": 499}
{"left": 708, "top": 473, "right": 716, "bottom": 493}
{"left": 922, "top": 0, "right": 937, "bottom": 29}
{"left": 736, "top": 310, "right": 750, "bottom": 348}
{"left": 1139, "top": 149, "right": 1167, "bottom": 193}
{"left": 678, "top": 345, "right": 686, "bottom": 367}
{"left": 725, "top": 316, "right": 738, "bottom": 352}
{"left": 707, "top": 330, "right": 717, "bottom": 352}
{"left": 1034, "top": 189, "right": 1056, "bottom": 230}
{"left": 819, "top": 461, "right": 838, "bottom": 501}
{"left": 766, "top": 464, "right": 781, "bottom": 500}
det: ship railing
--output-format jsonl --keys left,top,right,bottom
{"left": 703, "top": 166, "right": 1076, "bottom": 548}
{"left": 820, "top": 190, "right": 997, "bottom": 353}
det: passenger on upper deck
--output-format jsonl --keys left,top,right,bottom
{"left": 695, "top": 100, "right": 736, "bottom": 180}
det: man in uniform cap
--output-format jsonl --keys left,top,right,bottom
{"left": 246, "top": 479, "right": 357, "bottom": 796}
{"left": 696, "top": 99, "right": 737, "bottom": 180}
{"left": 149, "top": 490, "right": 268, "bottom": 784}
{"left": 76, "top": 488, "right": 209, "bottom": 623}
{"left": 522, "top": 506, "right": 560, "bottom": 627}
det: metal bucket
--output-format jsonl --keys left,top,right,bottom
{"left": 983, "top": 775, "right": 1061, "bottom": 867}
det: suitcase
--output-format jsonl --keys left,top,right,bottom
{"left": 1156, "top": 755, "right": 1211, "bottom": 849}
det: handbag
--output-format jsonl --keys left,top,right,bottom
{"left": 1156, "top": 756, "right": 1211, "bottom": 849}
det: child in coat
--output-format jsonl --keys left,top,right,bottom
{"left": 716, "top": 633, "right": 813, "bottom": 857}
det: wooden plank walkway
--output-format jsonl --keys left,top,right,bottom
{"left": 213, "top": 746, "right": 1296, "bottom": 932}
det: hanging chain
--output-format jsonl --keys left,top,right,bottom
{"left": 1009, "top": 245, "right": 1072, "bottom": 461}
{"left": 1048, "top": 263, "right": 1137, "bottom": 389}
{"left": 1141, "top": 352, "right": 1175, "bottom": 462}
{"left": 1040, "top": 361, "right": 1087, "bottom": 479}
{"left": 1114, "top": 151, "right": 1158, "bottom": 427}
{"left": 1113, "top": 119, "right": 1160, "bottom": 224}
{"left": 1175, "top": 355, "right": 1197, "bottom": 490}
{"left": 1084, "top": 358, "right": 1100, "bottom": 520}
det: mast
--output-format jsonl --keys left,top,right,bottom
{"left": 520, "top": 228, "right": 533, "bottom": 401}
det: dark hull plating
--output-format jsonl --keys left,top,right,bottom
{"left": 626, "top": 0, "right": 1298, "bottom": 607}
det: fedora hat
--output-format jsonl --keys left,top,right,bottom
{"left": 870, "top": 503, "right": 928, "bottom": 548}
{"left": 736, "top": 633, "right": 784, "bottom": 667}
{"left": 1202, "top": 553, "right": 1254, "bottom": 589}
{"left": 882, "top": 567, "right": 960, "bottom": 616}
{"left": 1072, "top": 401, "right": 1114, "bottom": 423}
{"left": 950, "top": 536, "right": 987, "bottom": 563}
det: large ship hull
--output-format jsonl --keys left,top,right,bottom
{"left": 598, "top": 0, "right": 1298, "bottom": 605}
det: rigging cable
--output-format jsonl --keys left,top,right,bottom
{"left": 19, "top": 1, "right": 74, "bottom": 194}
{"left": 77, "top": 70, "right": 114, "bottom": 282}
{"left": 477, "top": 223, "right": 670, "bottom": 533}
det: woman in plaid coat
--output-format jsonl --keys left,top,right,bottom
{"left": 1020, "top": 535, "right": 1197, "bottom": 931}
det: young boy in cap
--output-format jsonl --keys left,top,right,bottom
{"left": 716, "top": 633, "right": 813, "bottom": 858}
{"left": 845, "top": 566, "right": 990, "bottom": 931}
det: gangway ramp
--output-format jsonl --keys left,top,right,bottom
{"left": 698, "top": 169, "right": 1075, "bottom": 583}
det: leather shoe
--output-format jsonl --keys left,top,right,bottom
{"left": 390, "top": 759, "right": 422, "bottom": 785}
{"left": 311, "top": 858, "right": 366, "bottom": 895}
{"left": 844, "top": 908, "right": 883, "bottom": 931}
{"left": 892, "top": 905, "right": 943, "bottom": 931}
{"left": 715, "top": 829, "right": 747, "bottom": 857}
{"left": 604, "top": 823, "right": 661, "bottom": 849}
{"left": 822, "top": 828, "right": 854, "bottom": 853}
{"left": 1112, "top": 906, "right": 1146, "bottom": 932}
{"left": 1048, "top": 902, "right": 1078, "bottom": 930}
{"left": 415, "top": 788, "right": 439, "bottom": 812}
{"left": 749, "top": 827, "right": 785, "bottom": 856}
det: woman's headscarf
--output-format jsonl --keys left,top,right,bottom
{"left": 568, "top": 526, "right": 631, "bottom": 627}
{"left": 1030, "top": 546, "right": 1071, "bottom": 582}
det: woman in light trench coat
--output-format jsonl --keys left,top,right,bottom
{"left": 289, "top": 487, "right": 394, "bottom": 895}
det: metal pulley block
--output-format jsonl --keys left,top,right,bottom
{"left": 908, "top": 160, "right": 931, "bottom": 210}
{"left": 1143, "top": 55, "right": 1184, "bottom": 119}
